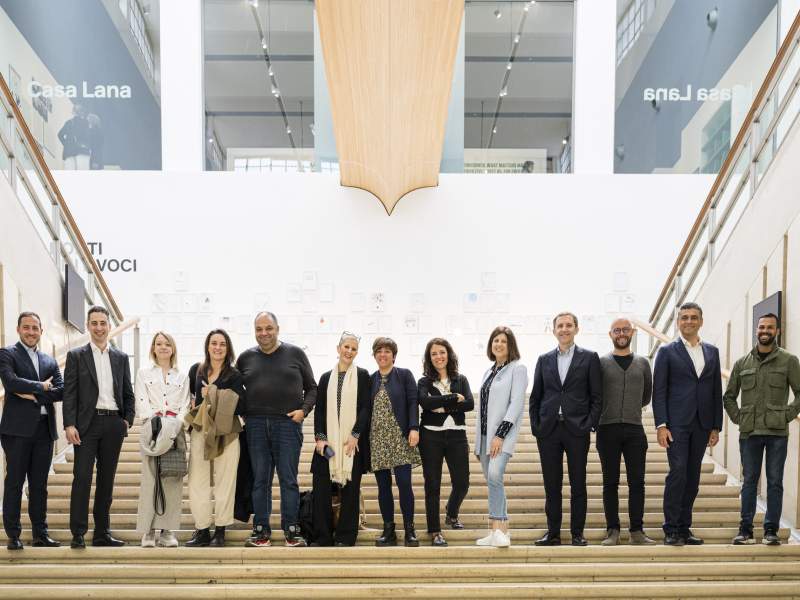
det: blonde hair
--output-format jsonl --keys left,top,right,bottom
{"left": 149, "top": 331, "right": 177, "bottom": 368}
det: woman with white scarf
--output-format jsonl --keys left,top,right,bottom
{"left": 310, "top": 332, "right": 371, "bottom": 546}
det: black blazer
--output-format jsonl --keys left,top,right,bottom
{"left": 311, "top": 367, "right": 371, "bottom": 474}
{"left": 529, "top": 346, "right": 602, "bottom": 438}
{"left": 0, "top": 342, "right": 64, "bottom": 440}
{"left": 652, "top": 339, "right": 723, "bottom": 431}
{"left": 367, "top": 367, "right": 419, "bottom": 437}
{"left": 62, "top": 343, "right": 135, "bottom": 436}
{"left": 417, "top": 374, "right": 474, "bottom": 428}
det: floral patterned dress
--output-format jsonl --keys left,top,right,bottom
{"left": 369, "top": 375, "right": 421, "bottom": 471}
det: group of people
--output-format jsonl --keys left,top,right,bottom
{"left": 0, "top": 302, "right": 798, "bottom": 550}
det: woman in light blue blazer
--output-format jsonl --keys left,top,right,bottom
{"left": 475, "top": 326, "right": 528, "bottom": 547}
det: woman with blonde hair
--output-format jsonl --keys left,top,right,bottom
{"left": 134, "top": 331, "right": 190, "bottom": 547}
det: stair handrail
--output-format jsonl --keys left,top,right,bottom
{"left": 648, "top": 11, "right": 800, "bottom": 347}
{"left": 0, "top": 71, "right": 123, "bottom": 323}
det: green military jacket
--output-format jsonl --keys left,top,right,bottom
{"left": 723, "top": 345, "right": 800, "bottom": 438}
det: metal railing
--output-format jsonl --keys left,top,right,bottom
{"left": 0, "top": 72, "right": 123, "bottom": 325}
{"left": 648, "top": 11, "right": 800, "bottom": 356}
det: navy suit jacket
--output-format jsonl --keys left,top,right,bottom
{"left": 0, "top": 341, "right": 64, "bottom": 440}
{"left": 368, "top": 367, "right": 418, "bottom": 437}
{"left": 529, "top": 346, "right": 602, "bottom": 437}
{"left": 652, "top": 339, "right": 723, "bottom": 431}
{"left": 63, "top": 343, "right": 135, "bottom": 436}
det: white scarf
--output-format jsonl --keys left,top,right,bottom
{"left": 326, "top": 363, "right": 358, "bottom": 485}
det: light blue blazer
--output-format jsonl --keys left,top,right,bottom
{"left": 474, "top": 360, "right": 528, "bottom": 457}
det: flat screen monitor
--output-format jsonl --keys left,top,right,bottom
{"left": 752, "top": 291, "right": 782, "bottom": 347}
{"left": 63, "top": 263, "right": 86, "bottom": 333}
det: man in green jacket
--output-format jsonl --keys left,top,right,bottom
{"left": 723, "top": 313, "right": 800, "bottom": 545}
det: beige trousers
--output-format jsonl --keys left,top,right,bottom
{"left": 188, "top": 429, "right": 240, "bottom": 529}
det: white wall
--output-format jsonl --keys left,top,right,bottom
{"left": 53, "top": 171, "right": 710, "bottom": 385}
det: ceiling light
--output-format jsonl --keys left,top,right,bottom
{"left": 514, "top": 34, "right": 520, "bottom": 44}
{"left": 523, "top": 4, "right": 529, "bottom": 12}
{"left": 707, "top": 7, "right": 718, "bottom": 30}
{"left": 499, "top": 85, "right": 508, "bottom": 97}
{"left": 248, "top": 0, "right": 258, "bottom": 7}
{"left": 506, "top": 62, "right": 512, "bottom": 70}
{"left": 492, "top": 127, "right": 497, "bottom": 134}
{"left": 268, "top": 66, "right": 274, "bottom": 77}
{"left": 286, "top": 126, "right": 292, "bottom": 134}
{"left": 261, "top": 38, "right": 268, "bottom": 50}
{"left": 494, "top": 8, "right": 502, "bottom": 19}
{"left": 562, "top": 137, "right": 568, "bottom": 145}
{"left": 271, "top": 85, "right": 280, "bottom": 97}
{"left": 208, "top": 137, "right": 214, "bottom": 144}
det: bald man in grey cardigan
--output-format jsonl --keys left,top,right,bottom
{"left": 597, "top": 317, "right": 655, "bottom": 546}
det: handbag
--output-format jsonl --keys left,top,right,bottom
{"left": 158, "top": 439, "right": 188, "bottom": 478}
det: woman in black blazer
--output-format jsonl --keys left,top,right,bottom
{"left": 367, "top": 337, "right": 421, "bottom": 547}
{"left": 417, "top": 337, "right": 473, "bottom": 546}
{"left": 310, "top": 332, "right": 371, "bottom": 546}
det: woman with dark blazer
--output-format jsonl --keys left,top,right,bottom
{"left": 417, "top": 337, "right": 473, "bottom": 546}
{"left": 310, "top": 332, "right": 371, "bottom": 546}
{"left": 367, "top": 337, "right": 421, "bottom": 547}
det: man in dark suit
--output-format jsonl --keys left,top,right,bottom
{"left": 653, "top": 302, "right": 722, "bottom": 546}
{"left": 529, "top": 312, "right": 602, "bottom": 546}
{"left": 63, "top": 305, "right": 135, "bottom": 548}
{"left": 0, "top": 312, "right": 63, "bottom": 549}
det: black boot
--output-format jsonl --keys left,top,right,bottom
{"left": 185, "top": 528, "right": 211, "bottom": 547}
{"left": 404, "top": 522, "right": 419, "bottom": 547}
{"left": 375, "top": 522, "right": 397, "bottom": 547}
{"left": 209, "top": 526, "right": 226, "bottom": 547}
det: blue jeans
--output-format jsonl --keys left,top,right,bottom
{"left": 479, "top": 451, "right": 511, "bottom": 521}
{"left": 740, "top": 435, "right": 788, "bottom": 533}
{"left": 246, "top": 416, "right": 303, "bottom": 535}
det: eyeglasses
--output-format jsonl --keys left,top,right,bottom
{"left": 339, "top": 330, "right": 361, "bottom": 342}
{"left": 611, "top": 327, "right": 633, "bottom": 335}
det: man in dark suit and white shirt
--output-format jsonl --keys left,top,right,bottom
{"left": 0, "top": 312, "right": 64, "bottom": 549}
{"left": 63, "top": 306, "right": 135, "bottom": 548}
{"left": 653, "top": 302, "right": 722, "bottom": 546}
{"left": 529, "top": 312, "right": 602, "bottom": 546}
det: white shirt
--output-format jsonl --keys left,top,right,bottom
{"left": 91, "top": 343, "right": 117, "bottom": 411}
{"left": 680, "top": 336, "right": 705, "bottom": 378}
{"left": 22, "top": 342, "right": 47, "bottom": 415}
{"left": 424, "top": 378, "right": 467, "bottom": 432}
{"left": 135, "top": 364, "right": 190, "bottom": 421}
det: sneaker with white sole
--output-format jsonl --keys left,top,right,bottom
{"left": 492, "top": 530, "right": 511, "bottom": 547}
{"left": 476, "top": 530, "right": 497, "bottom": 546}
{"left": 158, "top": 530, "right": 178, "bottom": 547}
{"left": 141, "top": 530, "right": 156, "bottom": 548}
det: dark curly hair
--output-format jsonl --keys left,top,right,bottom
{"left": 422, "top": 337, "right": 459, "bottom": 380}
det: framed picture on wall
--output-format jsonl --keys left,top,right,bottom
{"left": 752, "top": 291, "right": 782, "bottom": 347}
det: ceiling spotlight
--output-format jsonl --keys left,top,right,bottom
{"left": 286, "top": 126, "right": 292, "bottom": 135}
{"left": 499, "top": 85, "right": 508, "bottom": 97}
{"left": 248, "top": 0, "right": 258, "bottom": 7}
{"left": 261, "top": 38, "right": 268, "bottom": 50}
{"left": 208, "top": 137, "right": 214, "bottom": 144}
{"left": 506, "top": 62, "right": 512, "bottom": 70}
{"left": 561, "top": 137, "right": 567, "bottom": 145}
{"left": 268, "top": 66, "right": 274, "bottom": 77}
{"left": 523, "top": 4, "right": 529, "bottom": 12}
{"left": 514, "top": 34, "right": 520, "bottom": 44}
{"left": 707, "top": 7, "right": 718, "bottom": 30}
{"left": 492, "top": 127, "right": 497, "bottom": 134}
{"left": 494, "top": 8, "right": 502, "bottom": 19}
{"left": 271, "top": 85, "right": 280, "bottom": 97}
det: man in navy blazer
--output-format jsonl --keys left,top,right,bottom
{"left": 63, "top": 306, "right": 135, "bottom": 549}
{"left": 529, "top": 312, "right": 602, "bottom": 546}
{"left": 653, "top": 302, "right": 722, "bottom": 546}
{"left": 0, "top": 312, "right": 63, "bottom": 549}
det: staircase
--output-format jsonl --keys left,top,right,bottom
{"left": 0, "top": 410, "right": 798, "bottom": 598}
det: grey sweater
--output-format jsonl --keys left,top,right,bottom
{"left": 599, "top": 353, "right": 652, "bottom": 426}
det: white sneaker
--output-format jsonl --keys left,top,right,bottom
{"left": 158, "top": 529, "right": 178, "bottom": 547}
{"left": 476, "top": 530, "right": 497, "bottom": 546}
{"left": 492, "top": 530, "right": 511, "bottom": 547}
{"left": 141, "top": 530, "right": 156, "bottom": 548}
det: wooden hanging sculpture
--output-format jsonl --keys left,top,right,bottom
{"left": 316, "top": 0, "right": 464, "bottom": 214}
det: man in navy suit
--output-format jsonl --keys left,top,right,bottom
{"left": 63, "top": 305, "right": 135, "bottom": 548}
{"left": 529, "top": 312, "right": 602, "bottom": 546}
{"left": 653, "top": 302, "right": 723, "bottom": 546}
{"left": 0, "top": 312, "right": 64, "bottom": 549}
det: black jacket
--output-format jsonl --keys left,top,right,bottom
{"left": 0, "top": 342, "right": 64, "bottom": 440}
{"left": 63, "top": 343, "right": 135, "bottom": 436}
{"left": 417, "top": 374, "right": 474, "bottom": 428}
{"left": 529, "top": 346, "right": 602, "bottom": 438}
{"left": 311, "top": 367, "right": 371, "bottom": 474}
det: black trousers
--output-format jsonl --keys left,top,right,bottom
{"left": 1, "top": 417, "right": 54, "bottom": 538}
{"left": 69, "top": 414, "right": 126, "bottom": 537}
{"left": 596, "top": 423, "right": 648, "bottom": 532}
{"left": 536, "top": 421, "right": 590, "bottom": 536}
{"left": 663, "top": 416, "right": 708, "bottom": 535}
{"left": 418, "top": 427, "right": 470, "bottom": 533}
{"left": 311, "top": 456, "right": 363, "bottom": 546}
